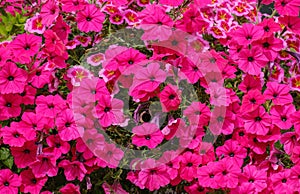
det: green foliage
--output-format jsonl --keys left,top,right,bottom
{"left": 0, "top": 9, "right": 28, "bottom": 41}
{"left": 0, "top": 147, "right": 14, "bottom": 169}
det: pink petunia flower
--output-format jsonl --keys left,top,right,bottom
{"left": 56, "top": 109, "right": 81, "bottom": 141}
{"left": 52, "top": 15, "right": 71, "bottom": 43}
{"left": 94, "top": 95, "right": 125, "bottom": 128}
{"left": 159, "top": 0, "right": 184, "bottom": 6}
{"left": 264, "top": 82, "right": 293, "bottom": 105}
{"left": 238, "top": 47, "right": 269, "bottom": 75}
{"left": 216, "top": 140, "right": 247, "bottom": 167}
{"left": 0, "top": 62, "right": 28, "bottom": 94}
{"left": 0, "top": 94, "right": 22, "bottom": 120}
{"left": 0, "top": 169, "right": 21, "bottom": 194}
{"left": 214, "top": 158, "right": 241, "bottom": 188}
{"left": 159, "top": 84, "right": 181, "bottom": 112}
{"left": 239, "top": 165, "right": 267, "bottom": 193}
{"left": 24, "top": 15, "right": 46, "bottom": 34}
{"left": 95, "top": 143, "right": 124, "bottom": 168}
{"left": 238, "top": 74, "right": 262, "bottom": 93}
{"left": 20, "top": 169, "right": 47, "bottom": 194}
{"left": 46, "top": 135, "right": 70, "bottom": 156}
{"left": 137, "top": 159, "right": 170, "bottom": 191}
{"left": 35, "top": 94, "right": 67, "bottom": 118}
{"left": 232, "top": 23, "right": 264, "bottom": 45}
{"left": 58, "top": 160, "right": 87, "bottom": 181}
{"left": 197, "top": 161, "right": 220, "bottom": 189}
{"left": 102, "top": 181, "right": 129, "bottom": 194}
{"left": 76, "top": 4, "right": 105, "bottom": 32}
{"left": 275, "top": 0, "right": 300, "bottom": 16}
{"left": 40, "top": 0, "right": 59, "bottom": 26}
{"left": 179, "top": 151, "right": 202, "bottom": 182}
{"left": 10, "top": 141, "right": 37, "bottom": 168}
{"left": 183, "top": 102, "right": 210, "bottom": 126}
{"left": 258, "top": 18, "right": 282, "bottom": 38}
{"left": 29, "top": 153, "right": 59, "bottom": 178}
{"left": 59, "top": 183, "right": 81, "bottom": 194}
{"left": 139, "top": 5, "right": 173, "bottom": 41}
{"left": 243, "top": 106, "right": 271, "bottom": 135}
{"left": 9, "top": 34, "right": 41, "bottom": 63}
{"left": 61, "top": 0, "right": 87, "bottom": 12}
{"left": 240, "top": 89, "right": 265, "bottom": 113}
{"left": 0, "top": 122, "right": 35, "bottom": 147}
{"left": 291, "top": 110, "right": 300, "bottom": 134}
{"left": 132, "top": 123, "right": 164, "bottom": 149}
{"left": 270, "top": 104, "right": 295, "bottom": 129}
{"left": 270, "top": 170, "right": 292, "bottom": 193}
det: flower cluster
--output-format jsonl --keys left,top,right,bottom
{"left": 0, "top": 0, "right": 300, "bottom": 193}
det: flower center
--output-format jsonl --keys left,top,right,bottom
{"left": 86, "top": 16, "right": 92, "bottom": 21}
{"left": 4, "top": 181, "right": 9, "bottom": 186}
{"left": 7, "top": 76, "right": 14, "bottom": 81}
{"left": 145, "top": 135, "right": 151, "bottom": 140}
{"left": 104, "top": 107, "right": 111, "bottom": 113}
{"left": 6, "top": 102, "right": 12, "bottom": 107}
{"left": 255, "top": 116, "right": 262, "bottom": 121}
{"left": 248, "top": 56, "right": 254, "bottom": 62}
{"left": 169, "top": 94, "right": 175, "bottom": 100}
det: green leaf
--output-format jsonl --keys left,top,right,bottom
{"left": 3, "top": 156, "right": 14, "bottom": 169}
{"left": 0, "top": 147, "right": 10, "bottom": 161}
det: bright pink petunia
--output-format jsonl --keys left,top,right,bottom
{"left": 102, "top": 181, "right": 129, "bottom": 194}
{"left": 52, "top": 15, "right": 71, "bottom": 43}
{"left": 239, "top": 165, "right": 267, "bottom": 193}
{"left": 0, "top": 94, "right": 22, "bottom": 120}
{"left": 232, "top": 23, "right": 264, "bottom": 45}
{"left": 61, "top": 0, "right": 87, "bottom": 12}
{"left": 59, "top": 183, "right": 81, "bottom": 194}
{"left": 29, "top": 153, "right": 59, "bottom": 178}
{"left": 183, "top": 102, "right": 210, "bottom": 126}
{"left": 238, "top": 47, "right": 269, "bottom": 75}
{"left": 240, "top": 89, "right": 265, "bottom": 113}
{"left": 253, "top": 36, "right": 284, "bottom": 61}
{"left": 9, "top": 34, "right": 41, "bottom": 63}
{"left": 270, "top": 170, "right": 292, "bottom": 193}
{"left": 258, "top": 18, "right": 282, "bottom": 38}
{"left": 279, "top": 15, "right": 300, "bottom": 34}
{"left": 238, "top": 74, "right": 262, "bottom": 93}
{"left": 291, "top": 110, "right": 300, "bottom": 134}
{"left": 159, "top": 0, "right": 184, "bottom": 6}
{"left": 28, "top": 63, "right": 52, "bottom": 88}
{"left": 214, "top": 158, "right": 241, "bottom": 188}
{"left": 0, "top": 169, "right": 21, "bottom": 194}
{"left": 35, "top": 94, "right": 67, "bottom": 118}
{"left": 20, "top": 169, "right": 48, "bottom": 194}
{"left": 180, "top": 56, "right": 204, "bottom": 84}
{"left": 94, "top": 95, "right": 125, "bottom": 128}
{"left": 43, "top": 29, "right": 67, "bottom": 56}
{"left": 0, "top": 122, "right": 35, "bottom": 147}
{"left": 40, "top": 0, "right": 59, "bottom": 26}
{"left": 243, "top": 106, "right": 271, "bottom": 135}
{"left": 58, "top": 160, "right": 87, "bottom": 181}
{"left": 270, "top": 104, "right": 295, "bottom": 129}
{"left": 197, "top": 162, "right": 220, "bottom": 189}
{"left": 10, "top": 141, "right": 37, "bottom": 168}
{"left": 56, "top": 109, "right": 81, "bottom": 141}
{"left": 275, "top": 0, "right": 300, "bottom": 16}
{"left": 95, "top": 143, "right": 124, "bottom": 168}
{"left": 76, "top": 4, "right": 105, "bottom": 32}
{"left": 216, "top": 140, "right": 247, "bottom": 167}
{"left": 115, "top": 48, "right": 147, "bottom": 74}
{"left": 46, "top": 135, "right": 70, "bottom": 156}
{"left": 132, "top": 122, "right": 164, "bottom": 149}
{"left": 264, "top": 82, "right": 293, "bottom": 105}
{"left": 0, "top": 62, "right": 27, "bottom": 94}
{"left": 139, "top": 5, "right": 173, "bottom": 41}
{"left": 137, "top": 159, "right": 170, "bottom": 191}
{"left": 19, "top": 85, "right": 36, "bottom": 105}
{"left": 159, "top": 84, "right": 181, "bottom": 112}
{"left": 179, "top": 151, "right": 202, "bottom": 182}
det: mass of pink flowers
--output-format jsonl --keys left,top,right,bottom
{"left": 0, "top": 0, "right": 300, "bottom": 193}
